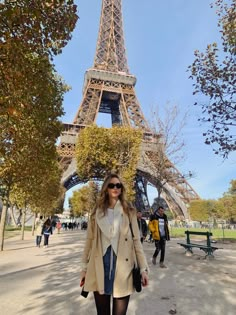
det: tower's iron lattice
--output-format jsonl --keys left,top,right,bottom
{"left": 58, "top": 0, "right": 199, "bottom": 218}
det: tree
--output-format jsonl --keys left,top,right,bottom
{"left": 164, "top": 209, "right": 175, "bottom": 220}
{"left": 218, "top": 196, "right": 236, "bottom": 222}
{"left": 69, "top": 182, "right": 99, "bottom": 217}
{"left": 219, "top": 179, "right": 236, "bottom": 222}
{"left": 0, "top": 0, "right": 78, "bottom": 167}
{"left": 0, "top": 1, "right": 78, "bottom": 250}
{"left": 75, "top": 125, "right": 143, "bottom": 201}
{"left": 189, "top": 0, "right": 236, "bottom": 158}
{"left": 144, "top": 103, "right": 187, "bottom": 201}
{"left": 1, "top": 1, "right": 78, "bottom": 124}
{"left": 227, "top": 179, "right": 236, "bottom": 195}
{"left": 189, "top": 199, "right": 219, "bottom": 222}
{"left": 0, "top": 1, "right": 78, "bottom": 57}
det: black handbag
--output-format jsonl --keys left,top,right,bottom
{"left": 132, "top": 265, "right": 142, "bottom": 292}
{"left": 129, "top": 218, "right": 142, "bottom": 293}
{"left": 81, "top": 287, "right": 89, "bottom": 298}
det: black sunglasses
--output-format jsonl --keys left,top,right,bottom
{"left": 108, "top": 183, "right": 122, "bottom": 189}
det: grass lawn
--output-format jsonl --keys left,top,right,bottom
{"left": 5, "top": 225, "right": 32, "bottom": 239}
{"left": 4, "top": 225, "right": 236, "bottom": 242}
{"left": 170, "top": 227, "right": 236, "bottom": 241}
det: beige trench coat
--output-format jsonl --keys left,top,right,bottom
{"left": 81, "top": 201, "right": 148, "bottom": 298}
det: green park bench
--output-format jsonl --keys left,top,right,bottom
{"left": 177, "top": 230, "right": 220, "bottom": 258}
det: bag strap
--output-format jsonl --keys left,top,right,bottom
{"left": 128, "top": 214, "right": 138, "bottom": 267}
{"left": 129, "top": 219, "right": 135, "bottom": 239}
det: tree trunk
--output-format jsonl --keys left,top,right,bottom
{"left": 21, "top": 206, "right": 27, "bottom": 241}
{"left": 9, "top": 204, "right": 17, "bottom": 227}
{"left": 16, "top": 208, "right": 22, "bottom": 226}
{"left": 0, "top": 204, "right": 8, "bottom": 251}
{"left": 32, "top": 213, "right": 37, "bottom": 236}
{"left": 0, "top": 191, "right": 10, "bottom": 251}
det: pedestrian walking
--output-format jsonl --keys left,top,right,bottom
{"left": 35, "top": 215, "right": 44, "bottom": 247}
{"left": 42, "top": 218, "right": 53, "bottom": 247}
{"left": 147, "top": 230, "right": 153, "bottom": 243}
{"left": 137, "top": 211, "right": 148, "bottom": 243}
{"left": 148, "top": 206, "right": 170, "bottom": 268}
{"left": 80, "top": 173, "right": 149, "bottom": 315}
{"left": 56, "top": 221, "right": 62, "bottom": 234}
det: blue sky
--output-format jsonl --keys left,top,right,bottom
{"left": 55, "top": 0, "right": 236, "bottom": 207}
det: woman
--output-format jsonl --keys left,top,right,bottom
{"left": 80, "top": 174, "right": 149, "bottom": 315}
{"left": 42, "top": 218, "right": 53, "bottom": 248}
{"left": 35, "top": 215, "right": 44, "bottom": 247}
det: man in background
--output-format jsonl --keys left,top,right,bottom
{"left": 137, "top": 210, "right": 148, "bottom": 243}
{"left": 148, "top": 206, "right": 170, "bottom": 268}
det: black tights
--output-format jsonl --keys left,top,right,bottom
{"left": 94, "top": 292, "right": 130, "bottom": 315}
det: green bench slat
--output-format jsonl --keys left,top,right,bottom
{"left": 177, "top": 242, "right": 219, "bottom": 250}
{"left": 178, "top": 230, "right": 220, "bottom": 258}
{"left": 184, "top": 231, "right": 213, "bottom": 236}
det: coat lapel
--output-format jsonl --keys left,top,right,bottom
{"left": 120, "top": 209, "right": 130, "bottom": 236}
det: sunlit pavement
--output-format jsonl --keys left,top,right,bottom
{"left": 0, "top": 229, "right": 236, "bottom": 315}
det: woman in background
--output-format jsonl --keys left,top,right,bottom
{"left": 42, "top": 218, "right": 53, "bottom": 248}
{"left": 35, "top": 215, "right": 44, "bottom": 247}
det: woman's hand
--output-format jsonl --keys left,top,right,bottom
{"left": 141, "top": 271, "right": 149, "bottom": 287}
{"left": 80, "top": 270, "right": 86, "bottom": 287}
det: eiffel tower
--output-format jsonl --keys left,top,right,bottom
{"left": 58, "top": 0, "right": 199, "bottom": 218}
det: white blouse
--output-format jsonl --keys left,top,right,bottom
{"left": 97, "top": 206, "right": 122, "bottom": 256}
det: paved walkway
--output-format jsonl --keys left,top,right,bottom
{"left": 0, "top": 229, "right": 236, "bottom": 315}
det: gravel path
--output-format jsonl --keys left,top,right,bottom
{"left": 0, "top": 229, "right": 235, "bottom": 315}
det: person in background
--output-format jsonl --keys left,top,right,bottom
{"left": 42, "top": 218, "right": 53, "bottom": 248}
{"left": 136, "top": 211, "right": 148, "bottom": 243}
{"left": 35, "top": 215, "right": 44, "bottom": 248}
{"left": 51, "top": 219, "right": 57, "bottom": 231}
{"left": 147, "top": 208, "right": 154, "bottom": 243}
{"left": 148, "top": 206, "right": 170, "bottom": 268}
{"left": 147, "top": 227, "right": 153, "bottom": 243}
{"left": 56, "top": 221, "right": 62, "bottom": 234}
{"left": 80, "top": 173, "right": 149, "bottom": 315}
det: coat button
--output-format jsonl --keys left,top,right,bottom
{"left": 125, "top": 238, "right": 127, "bottom": 241}
{"left": 126, "top": 258, "right": 128, "bottom": 261}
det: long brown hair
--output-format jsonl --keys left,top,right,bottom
{"left": 93, "top": 173, "right": 133, "bottom": 217}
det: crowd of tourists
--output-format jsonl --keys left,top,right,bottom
{"left": 34, "top": 217, "right": 85, "bottom": 247}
